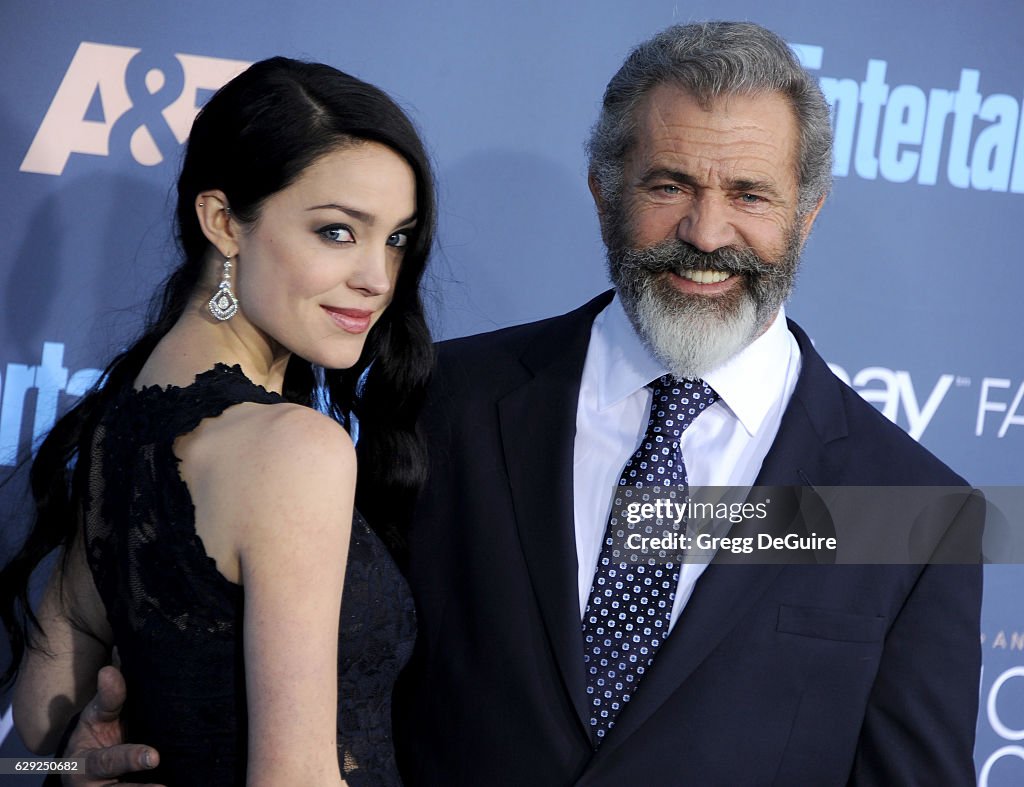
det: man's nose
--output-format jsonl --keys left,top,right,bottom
{"left": 675, "top": 194, "right": 736, "bottom": 252}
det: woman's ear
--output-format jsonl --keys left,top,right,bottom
{"left": 195, "top": 191, "right": 238, "bottom": 258}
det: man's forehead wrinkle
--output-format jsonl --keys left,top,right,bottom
{"left": 633, "top": 83, "right": 800, "bottom": 190}
{"left": 641, "top": 135, "right": 789, "bottom": 189}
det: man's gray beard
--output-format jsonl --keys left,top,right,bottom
{"left": 606, "top": 215, "right": 804, "bottom": 380}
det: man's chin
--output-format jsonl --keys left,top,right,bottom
{"left": 622, "top": 284, "right": 761, "bottom": 379}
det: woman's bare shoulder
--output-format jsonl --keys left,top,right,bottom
{"left": 190, "top": 401, "right": 355, "bottom": 474}
{"left": 205, "top": 403, "right": 356, "bottom": 535}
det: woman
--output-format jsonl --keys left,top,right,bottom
{"left": 0, "top": 56, "right": 435, "bottom": 786}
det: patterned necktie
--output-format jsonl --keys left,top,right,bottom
{"left": 581, "top": 375, "right": 719, "bottom": 745}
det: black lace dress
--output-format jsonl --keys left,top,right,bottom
{"left": 79, "top": 364, "right": 416, "bottom": 786}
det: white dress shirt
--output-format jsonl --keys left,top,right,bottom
{"left": 573, "top": 294, "right": 802, "bottom": 630}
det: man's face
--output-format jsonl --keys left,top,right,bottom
{"left": 598, "top": 84, "right": 822, "bottom": 379}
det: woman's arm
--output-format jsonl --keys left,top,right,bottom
{"left": 13, "top": 527, "right": 113, "bottom": 754}
{"left": 228, "top": 405, "right": 355, "bottom": 787}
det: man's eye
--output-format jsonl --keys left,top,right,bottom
{"left": 387, "top": 231, "right": 409, "bottom": 248}
{"left": 318, "top": 225, "right": 355, "bottom": 243}
{"left": 659, "top": 184, "right": 682, "bottom": 195}
{"left": 739, "top": 193, "right": 762, "bottom": 204}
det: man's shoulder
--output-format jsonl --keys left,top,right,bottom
{"left": 435, "top": 313, "right": 562, "bottom": 364}
{"left": 840, "top": 379, "right": 966, "bottom": 485}
{"left": 433, "top": 291, "right": 612, "bottom": 378}
{"left": 791, "top": 321, "right": 968, "bottom": 487}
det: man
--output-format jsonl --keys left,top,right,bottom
{"left": 393, "top": 20, "right": 981, "bottom": 786}
{"left": 60, "top": 20, "right": 981, "bottom": 787}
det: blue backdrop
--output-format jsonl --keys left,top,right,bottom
{"left": 1, "top": 1, "right": 1021, "bottom": 783}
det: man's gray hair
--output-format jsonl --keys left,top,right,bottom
{"left": 587, "top": 21, "right": 833, "bottom": 217}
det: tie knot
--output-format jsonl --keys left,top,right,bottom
{"left": 645, "top": 376, "right": 719, "bottom": 441}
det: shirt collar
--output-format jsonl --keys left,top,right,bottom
{"left": 593, "top": 294, "right": 796, "bottom": 437}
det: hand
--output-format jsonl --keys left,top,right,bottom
{"left": 61, "top": 665, "right": 163, "bottom": 787}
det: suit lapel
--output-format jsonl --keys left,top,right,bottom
{"left": 589, "top": 318, "right": 850, "bottom": 760}
{"left": 754, "top": 320, "right": 849, "bottom": 488}
{"left": 498, "top": 292, "right": 613, "bottom": 735}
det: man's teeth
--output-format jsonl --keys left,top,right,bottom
{"left": 679, "top": 269, "right": 732, "bottom": 284}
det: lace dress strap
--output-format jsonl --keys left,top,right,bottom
{"left": 128, "top": 363, "right": 286, "bottom": 438}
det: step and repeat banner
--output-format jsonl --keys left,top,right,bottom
{"left": 1, "top": 1, "right": 1021, "bottom": 783}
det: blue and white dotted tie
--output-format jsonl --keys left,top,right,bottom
{"left": 581, "top": 376, "right": 719, "bottom": 745}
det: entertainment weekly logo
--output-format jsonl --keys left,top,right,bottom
{"left": 790, "top": 44, "right": 1024, "bottom": 193}
{"left": 20, "top": 43, "right": 250, "bottom": 176}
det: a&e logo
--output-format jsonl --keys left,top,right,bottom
{"left": 21, "top": 42, "right": 250, "bottom": 176}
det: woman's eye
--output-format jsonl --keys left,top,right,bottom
{"left": 387, "top": 231, "right": 410, "bottom": 248}
{"left": 318, "top": 225, "right": 355, "bottom": 243}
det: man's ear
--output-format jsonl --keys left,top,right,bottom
{"left": 195, "top": 190, "right": 238, "bottom": 258}
{"left": 799, "top": 194, "right": 826, "bottom": 243}
{"left": 588, "top": 172, "right": 607, "bottom": 220}
{"left": 589, "top": 171, "right": 617, "bottom": 248}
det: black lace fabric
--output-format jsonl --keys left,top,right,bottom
{"left": 79, "top": 364, "right": 416, "bottom": 786}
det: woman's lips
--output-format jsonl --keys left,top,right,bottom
{"left": 322, "top": 306, "right": 373, "bottom": 333}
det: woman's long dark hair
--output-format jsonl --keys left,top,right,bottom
{"left": 0, "top": 57, "right": 437, "bottom": 687}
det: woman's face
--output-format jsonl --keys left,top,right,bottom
{"left": 233, "top": 141, "right": 417, "bottom": 369}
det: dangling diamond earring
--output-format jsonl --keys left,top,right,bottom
{"left": 208, "top": 255, "right": 239, "bottom": 321}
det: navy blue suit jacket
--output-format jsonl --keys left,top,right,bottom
{"left": 395, "top": 292, "right": 982, "bottom": 786}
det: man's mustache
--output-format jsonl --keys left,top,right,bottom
{"left": 614, "top": 239, "right": 781, "bottom": 279}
